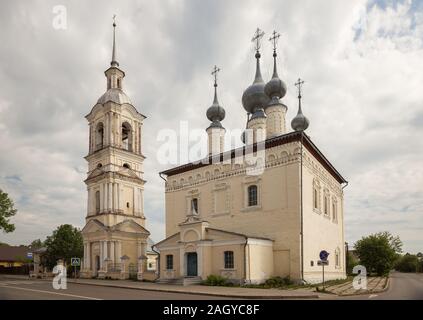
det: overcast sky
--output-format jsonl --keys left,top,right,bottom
{"left": 0, "top": 0, "right": 422, "bottom": 253}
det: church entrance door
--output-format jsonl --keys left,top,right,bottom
{"left": 186, "top": 253, "right": 198, "bottom": 277}
{"left": 95, "top": 256, "right": 100, "bottom": 272}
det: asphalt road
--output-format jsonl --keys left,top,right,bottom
{"left": 0, "top": 278, "right": 231, "bottom": 300}
{"left": 332, "top": 272, "right": 423, "bottom": 300}
{"left": 1, "top": 272, "right": 422, "bottom": 300}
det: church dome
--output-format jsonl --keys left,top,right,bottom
{"left": 206, "top": 89, "right": 225, "bottom": 122}
{"left": 97, "top": 88, "right": 132, "bottom": 105}
{"left": 264, "top": 52, "right": 287, "bottom": 106}
{"left": 242, "top": 52, "right": 270, "bottom": 114}
{"left": 291, "top": 107, "right": 310, "bottom": 132}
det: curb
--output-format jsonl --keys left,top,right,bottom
{"left": 0, "top": 275, "right": 319, "bottom": 299}
{"left": 337, "top": 277, "right": 390, "bottom": 297}
{"left": 66, "top": 280, "right": 319, "bottom": 299}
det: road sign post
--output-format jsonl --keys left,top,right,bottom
{"left": 71, "top": 258, "right": 81, "bottom": 279}
{"left": 319, "top": 250, "right": 330, "bottom": 291}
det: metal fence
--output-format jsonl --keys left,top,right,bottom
{"left": 107, "top": 263, "right": 121, "bottom": 273}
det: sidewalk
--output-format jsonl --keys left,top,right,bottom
{"left": 323, "top": 277, "right": 389, "bottom": 296}
{"left": 0, "top": 275, "right": 319, "bottom": 299}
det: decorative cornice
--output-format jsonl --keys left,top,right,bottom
{"left": 160, "top": 131, "right": 347, "bottom": 184}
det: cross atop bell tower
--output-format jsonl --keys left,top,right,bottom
{"left": 105, "top": 16, "right": 124, "bottom": 90}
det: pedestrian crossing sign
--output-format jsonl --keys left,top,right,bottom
{"left": 71, "top": 257, "right": 80, "bottom": 266}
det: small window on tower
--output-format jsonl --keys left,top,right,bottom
{"left": 117, "top": 78, "right": 121, "bottom": 89}
{"left": 95, "top": 191, "right": 100, "bottom": 214}
{"left": 96, "top": 123, "right": 104, "bottom": 150}
{"left": 123, "top": 163, "right": 130, "bottom": 169}
{"left": 122, "top": 122, "right": 132, "bottom": 151}
{"left": 126, "top": 202, "right": 130, "bottom": 208}
{"left": 191, "top": 198, "right": 199, "bottom": 215}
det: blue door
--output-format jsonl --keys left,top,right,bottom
{"left": 186, "top": 253, "right": 198, "bottom": 277}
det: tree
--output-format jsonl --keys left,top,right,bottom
{"left": 346, "top": 251, "right": 359, "bottom": 275}
{"left": 354, "top": 231, "right": 403, "bottom": 276}
{"left": 395, "top": 254, "right": 419, "bottom": 273}
{"left": 44, "top": 224, "right": 83, "bottom": 268}
{"left": 0, "top": 189, "right": 17, "bottom": 233}
{"left": 29, "top": 239, "right": 44, "bottom": 250}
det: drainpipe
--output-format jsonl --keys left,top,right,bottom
{"left": 243, "top": 237, "right": 249, "bottom": 285}
{"left": 300, "top": 132, "right": 304, "bottom": 283}
{"left": 341, "top": 181, "right": 349, "bottom": 276}
{"left": 151, "top": 245, "right": 160, "bottom": 280}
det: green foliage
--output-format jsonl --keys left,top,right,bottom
{"left": 0, "top": 189, "right": 17, "bottom": 233}
{"left": 346, "top": 251, "right": 359, "bottom": 275}
{"left": 203, "top": 274, "right": 229, "bottom": 286}
{"left": 44, "top": 224, "right": 83, "bottom": 268}
{"left": 29, "top": 239, "right": 44, "bottom": 250}
{"left": 395, "top": 254, "right": 420, "bottom": 273}
{"left": 264, "top": 276, "right": 293, "bottom": 288}
{"left": 354, "top": 231, "right": 402, "bottom": 276}
{"left": 0, "top": 242, "right": 9, "bottom": 246}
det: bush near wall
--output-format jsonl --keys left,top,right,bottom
{"left": 202, "top": 275, "right": 230, "bottom": 286}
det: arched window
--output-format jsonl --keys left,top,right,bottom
{"left": 313, "top": 179, "right": 321, "bottom": 211}
{"left": 248, "top": 185, "right": 258, "bottom": 207}
{"left": 332, "top": 199, "right": 338, "bottom": 222}
{"left": 123, "top": 163, "right": 130, "bottom": 169}
{"left": 95, "top": 191, "right": 100, "bottom": 214}
{"left": 96, "top": 123, "right": 104, "bottom": 150}
{"left": 121, "top": 122, "right": 132, "bottom": 151}
{"left": 324, "top": 196, "right": 329, "bottom": 215}
{"left": 191, "top": 198, "right": 198, "bottom": 214}
{"left": 224, "top": 251, "right": 234, "bottom": 269}
{"left": 314, "top": 188, "right": 318, "bottom": 209}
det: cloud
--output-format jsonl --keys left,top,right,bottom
{"left": 0, "top": 0, "right": 422, "bottom": 253}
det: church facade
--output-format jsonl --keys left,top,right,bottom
{"left": 80, "top": 21, "right": 156, "bottom": 280}
{"left": 155, "top": 29, "right": 347, "bottom": 284}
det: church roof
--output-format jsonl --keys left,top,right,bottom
{"left": 160, "top": 131, "right": 347, "bottom": 184}
{"left": 97, "top": 88, "right": 132, "bottom": 105}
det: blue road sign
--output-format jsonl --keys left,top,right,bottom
{"left": 71, "top": 258, "right": 81, "bottom": 266}
{"left": 319, "top": 250, "right": 329, "bottom": 261}
{"left": 27, "top": 252, "right": 33, "bottom": 259}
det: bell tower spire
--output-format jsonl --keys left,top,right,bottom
{"left": 105, "top": 15, "right": 125, "bottom": 91}
{"left": 111, "top": 15, "right": 119, "bottom": 67}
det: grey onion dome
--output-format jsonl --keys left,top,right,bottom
{"left": 242, "top": 52, "right": 270, "bottom": 114}
{"left": 264, "top": 52, "right": 287, "bottom": 106}
{"left": 206, "top": 84, "right": 225, "bottom": 122}
{"left": 291, "top": 104, "right": 310, "bottom": 132}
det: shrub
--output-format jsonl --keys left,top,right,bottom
{"left": 264, "top": 276, "right": 292, "bottom": 288}
{"left": 395, "top": 254, "right": 419, "bottom": 273}
{"left": 354, "top": 231, "right": 402, "bottom": 276}
{"left": 203, "top": 274, "right": 228, "bottom": 286}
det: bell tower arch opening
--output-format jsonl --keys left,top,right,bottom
{"left": 121, "top": 122, "right": 132, "bottom": 151}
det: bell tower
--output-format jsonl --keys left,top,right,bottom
{"left": 81, "top": 18, "right": 150, "bottom": 279}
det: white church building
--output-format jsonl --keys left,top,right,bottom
{"left": 155, "top": 29, "right": 348, "bottom": 284}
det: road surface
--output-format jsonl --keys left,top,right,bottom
{"left": 0, "top": 278, "right": 231, "bottom": 300}
{"left": 331, "top": 272, "right": 423, "bottom": 300}
{"left": 1, "top": 272, "right": 422, "bottom": 300}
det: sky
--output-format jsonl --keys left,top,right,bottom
{"left": 0, "top": 0, "right": 422, "bottom": 253}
